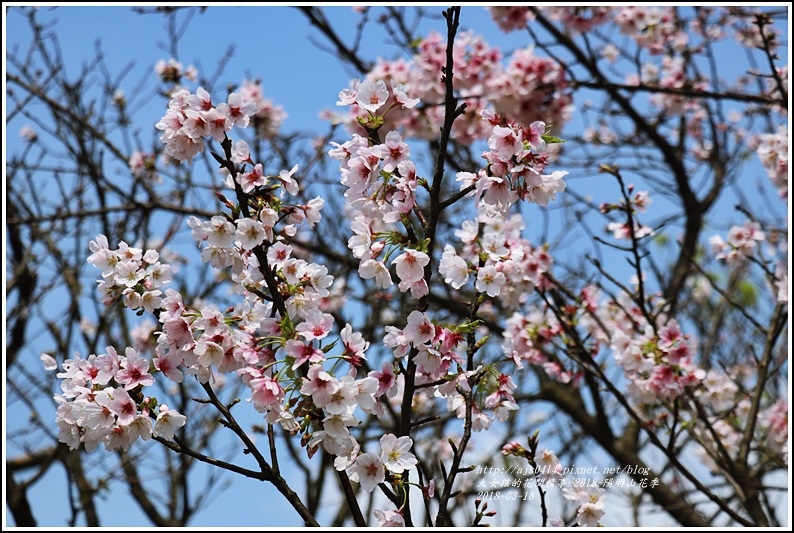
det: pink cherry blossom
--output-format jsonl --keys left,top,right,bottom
{"left": 355, "top": 79, "right": 389, "bottom": 113}
{"left": 236, "top": 218, "right": 267, "bottom": 250}
{"left": 278, "top": 164, "right": 300, "bottom": 195}
{"left": 153, "top": 404, "right": 187, "bottom": 441}
{"left": 391, "top": 80, "right": 420, "bottom": 108}
{"left": 266, "top": 241, "right": 292, "bottom": 269}
{"left": 369, "top": 362, "right": 397, "bottom": 397}
{"left": 576, "top": 502, "right": 605, "bottom": 527}
{"left": 300, "top": 364, "right": 340, "bottom": 406}
{"left": 374, "top": 508, "right": 405, "bottom": 527}
{"left": 115, "top": 347, "right": 155, "bottom": 390}
{"left": 379, "top": 434, "right": 417, "bottom": 473}
{"left": 107, "top": 387, "right": 138, "bottom": 426}
{"left": 475, "top": 264, "right": 506, "bottom": 297}
{"left": 286, "top": 340, "right": 325, "bottom": 371}
{"left": 217, "top": 92, "right": 257, "bottom": 129}
{"left": 393, "top": 249, "right": 429, "bottom": 286}
{"left": 403, "top": 310, "right": 435, "bottom": 346}
{"left": 358, "top": 259, "right": 393, "bottom": 289}
{"left": 194, "top": 338, "right": 225, "bottom": 369}
{"left": 439, "top": 245, "right": 470, "bottom": 289}
{"left": 249, "top": 373, "right": 285, "bottom": 410}
{"left": 349, "top": 453, "right": 385, "bottom": 492}
{"left": 295, "top": 309, "right": 335, "bottom": 341}
{"left": 488, "top": 125, "right": 523, "bottom": 162}
{"left": 375, "top": 131, "right": 411, "bottom": 173}
{"left": 154, "top": 345, "right": 184, "bottom": 383}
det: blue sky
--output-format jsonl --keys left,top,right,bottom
{"left": 4, "top": 3, "right": 790, "bottom": 528}
{"left": 5, "top": 5, "right": 535, "bottom": 140}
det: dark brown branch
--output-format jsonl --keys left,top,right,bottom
{"left": 297, "top": 6, "right": 372, "bottom": 75}
{"left": 119, "top": 451, "right": 182, "bottom": 527}
{"left": 6, "top": 471, "right": 37, "bottom": 526}
{"left": 573, "top": 79, "right": 785, "bottom": 108}
{"left": 336, "top": 469, "right": 366, "bottom": 526}
{"left": 536, "top": 376, "right": 712, "bottom": 527}
{"left": 6, "top": 201, "right": 217, "bottom": 226}
{"left": 527, "top": 8, "right": 701, "bottom": 315}
{"left": 537, "top": 289, "right": 756, "bottom": 526}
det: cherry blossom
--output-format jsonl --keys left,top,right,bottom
{"left": 439, "top": 245, "right": 470, "bottom": 289}
{"left": 393, "top": 249, "right": 429, "bottom": 288}
{"left": 354, "top": 79, "right": 389, "bottom": 113}
{"left": 576, "top": 502, "right": 605, "bottom": 527}
{"left": 475, "top": 264, "right": 506, "bottom": 297}
{"left": 380, "top": 434, "right": 418, "bottom": 474}
{"left": 349, "top": 453, "right": 385, "bottom": 492}
{"left": 154, "top": 58, "right": 197, "bottom": 85}
{"left": 115, "top": 347, "right": 155, "bottom": 389}
{"left": 235, "top": 79, "right": 287, "bottom": 138}
{"left": 374, "top": 508, "right": 405, "bottom": 527}
{"left": 153, "top": 404, "right": 187, "bottom": 441}
{"left": 403, "top": 310, "right": 435, "bottom": 346}
{"left": 358, "top": 259, "right": 393, "bottom": 289}
{"left": 295, "top": 309, "right": 335, "bottom": 341}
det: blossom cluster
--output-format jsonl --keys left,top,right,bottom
{"left": 754, "top": 126, "right": 788, "bottom": 199}
{"left": 53, "top": 345, "right": 186, "bottom": 452}
{"left": 129, "top": 150, "right": 161, "bottom": 183}
{"left": 579, "top": 285, "right": 788, "bottom": 470}
{"left": 569, "top": 287, "right": 706, "bottom": 407}
{"left": 331, "top": 92, "right": 566, "bottom": 307}
{"left": 154, "top": 86, "right": 252, "bottom": 163}
{"left": 87, "top": 234, "right": 172, "bottom": 312}
{"left": 155, "top": 57, "right": 198, "bottom": 85}
{"left": 329, "top": 82, "right": 431, "bottom": 298}
{"left": 381, "top": 309, "right": 520, "bottom": 432}
{"left": 500, "top": 267, "right": 765, "bottom": 426}
{"left": 612, "top": 317, "right": 704, "bottom": 403}
{"left": 709, "top": 220, "right": 787, "bottom": 304}
{"left": 613, "top": 7, "right": 686, "bottom": 55}
{"left": 348, "top": 434, "right": 418, "bottom": 492}
{"left": 329, "top": 85, "right": 565, "bottom": 436}
{"left": 502, "top": 308, "right": 580, "bottom": 385}
{"left": 487, "top": 6, "right": 534, "bottom": 33}
{"left": 154, "top": 82, "right": 286, "bottom": 165}
{"left": 45, "top": 13, "right": 787, "bottom": 526}
{"left": 456, "top": 110, "right": 568, "bottom": 214}
{"left": 234, "top": 79, "right": 288, "bottom": 139}
{"left": 444, "top": 208, "right": 554, "bottom": 310}
{"left": 691, "top": 385, "right": 788, "bottom": 470}
{"left": 52, "top": 82, "right": 436, "bottom": 514}
{"left": 489, "top": 6, "right": 685, "bottom": 55}
{"left": 328, "top": 30, "right": 572, "bottom": 145}
{"left": 708, "top": 221, "right": 767, "bottom": 266}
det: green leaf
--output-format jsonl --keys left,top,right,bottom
{"left": 408, "top": 37, "right": 423, "bottom": 48}
{"left": 735, "top": 280, "right": 758, "bottom": 308}
{"left": 322, "top": 339, "right": 339, "bottom": 354}
{"left": 541, "top": 133, "right": 566, "bottom": 144}
{"left": 652, "top": 233, "right": 670, "bottom": 246}
{"left": 473, "top": 335, "right": 490, "bottom": 352}
{"left": 453, "top": 319, "right": 483, "bottom": 334}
